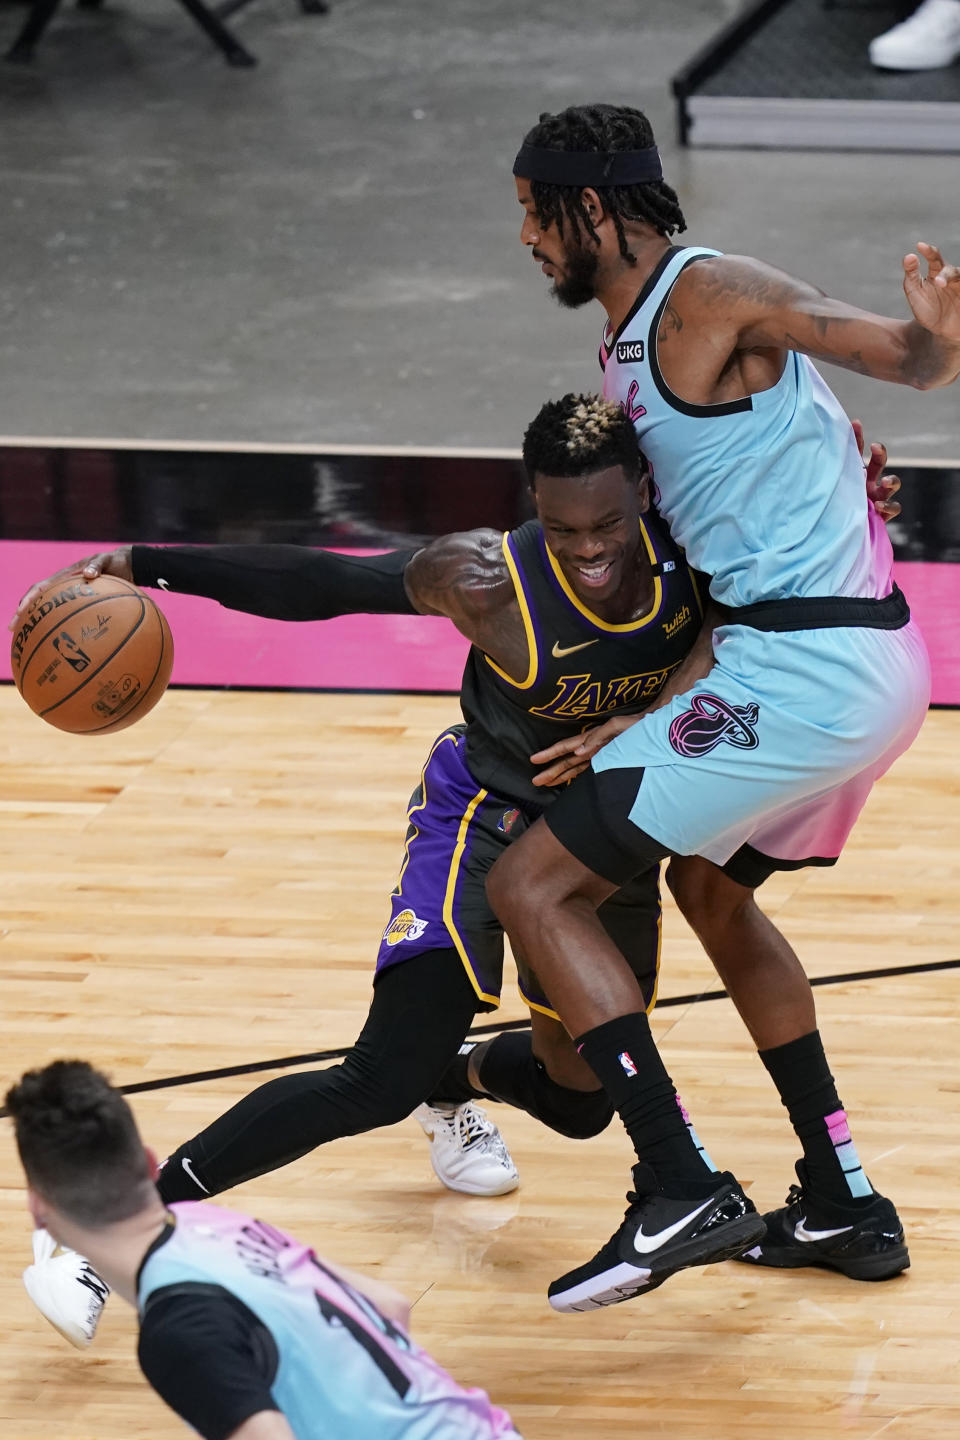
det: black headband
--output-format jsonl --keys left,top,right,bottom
{"left": 512, "top": 143, "right": 663, "bottom": 187}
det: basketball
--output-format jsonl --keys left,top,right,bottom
{"left": 10, "top": 573, "right": 174, "bottom": 735}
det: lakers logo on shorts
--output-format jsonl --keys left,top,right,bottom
{"left": 669, "top": 694, "right": 760, "bottom": 757}
{"left": 382, "top": 908, "right": 428, "bottom": 947}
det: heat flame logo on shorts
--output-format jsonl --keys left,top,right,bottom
{"left": 382, "top": 908, "right": 428, "bottom": 947}
{"left": 668, "top": 694, "right": 760, "bottom": 757}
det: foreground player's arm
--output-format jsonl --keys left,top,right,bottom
{"left": 681, "top": 244, "right": 960, "bottom": 389}
{"left": 321, "top": 1258, "right": 412, "bottom": 1332}
{"left": 229, "top": 1417, "right": 297, "bottom": 1440}
{"left": 138, "top": 1285, "right": 293, "bottom": 1440}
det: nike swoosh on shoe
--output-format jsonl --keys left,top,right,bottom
{"left": 632, "top": 1197, "right": 714, "bottom": 1254}
{"left": 793, "top": 1218, "right": 854, "bottom": 1243}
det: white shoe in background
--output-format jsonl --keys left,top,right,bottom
{"left": 415, "top": 1101, "right": 519, "bottom": 1196}
{"left": 869, "top": 0, "right": 960, "bottom": 70}
{"left": 22, "top": 1229, "right": 109, "bottom": 1349}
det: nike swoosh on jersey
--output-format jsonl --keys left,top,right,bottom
{"left": 793, "top": 1218, "right": 854, "bottom": 1243}
{"left": 632, "top": 1196, "right": 714, "bottom": 1254}
{"left": 551, "top": 639, "right": 600, "bottom": 659}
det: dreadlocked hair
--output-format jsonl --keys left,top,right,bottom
{"left": 521, "top": 104, "right": 686, "bottom": 263}
{"left": 522, "top": 394, "right": 643, "bottom": 486}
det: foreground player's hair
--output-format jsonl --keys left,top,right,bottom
{"left": 522, "top": 394, "right": 643, "bottom": 486}
{"left": 520, "top": 104, "right": 687, "bottom": 262}
{"left": 7, "top": 1060, "right": 154, "bottom": 1227}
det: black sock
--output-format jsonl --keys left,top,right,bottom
{"left": 759, "top": 1030, "right": 874, "bottom": 1205}
{"left": 574, "top": 1012, "right": 717, "bottom": 1192}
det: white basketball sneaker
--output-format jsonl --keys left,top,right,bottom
{"left": 23, "top": 1229, "right": 109, "bottom": 1349}
{"left": 415, "top": 1101, "right": 519, "bottom": 1196}
{"left": 869, "top": 0, "right": 960, "bottom": 69}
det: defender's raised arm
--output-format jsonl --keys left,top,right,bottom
{"left": 681, "top": 244, "right": 960, "bottom": 391}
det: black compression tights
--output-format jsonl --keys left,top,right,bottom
{"left": 158, "top": 948, "right": 481, "bottom": 1203}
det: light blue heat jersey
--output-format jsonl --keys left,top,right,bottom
{"left": 138, "top": 1202, "right": 520, "bottom": 1440}
{"left": 600, "top": 245, "right": 894, "bottom": 608}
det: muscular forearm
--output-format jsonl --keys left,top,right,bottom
{"left": 131, "top": 544, "right": 419, "bottom": 620}
{"left": 899, "top": 320, "right": 960, "bottom": 390}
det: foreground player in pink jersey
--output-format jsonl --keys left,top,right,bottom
{"left": 7, "top": 1059, "right": 522, "bottom": 1440}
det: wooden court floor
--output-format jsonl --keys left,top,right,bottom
{"left": 0, "top": 685, "right": 958, "bottom": 1439}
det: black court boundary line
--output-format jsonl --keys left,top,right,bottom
{"left": 3, "top": 954, "right": 955, "bottom": 1118}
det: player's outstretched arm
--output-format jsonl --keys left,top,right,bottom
{"left": 690, "top": 246, "right": 960, "bottom": 390}
{"left": 11, "top": 543, "right": 420, "bottom": 626}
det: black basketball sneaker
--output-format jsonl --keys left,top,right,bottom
{"left": 547, "top": 1162, "right": 766, "bottom": 1313}
{"left": 737, "top": 1160, "right": 910, "bottom": 1281}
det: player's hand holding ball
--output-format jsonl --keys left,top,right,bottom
{"left": 9, "top": 548, "right": 174, "bottom": 734}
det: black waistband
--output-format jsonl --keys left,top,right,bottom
{"left": 726, "top": 584, "right": 909, "bottom": 633}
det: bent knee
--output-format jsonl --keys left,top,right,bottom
{"left": 667, "top": 856, "right": 754, "bottom": 932}
{"left": 487, "top": 846, "right": 555, "bottom": 928}
{"left": 539, "top": 1080, "right": 613, "bottom": 1140}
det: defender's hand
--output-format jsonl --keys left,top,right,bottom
{"left": 10, "top": 547, "right": 135, "bottom": 629}
{"left": 903, "top": 242, "right": 960, "bottom": 341}
{"left": 852, "top": 419, "right": 901, "bottom": 524}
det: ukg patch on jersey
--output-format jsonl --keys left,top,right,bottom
{"left": 382, "top": 908, "right": 428, "bottom": 947}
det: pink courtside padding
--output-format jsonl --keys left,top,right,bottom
{"left": 2, "top": 542, "right": 956, "bottom": 702}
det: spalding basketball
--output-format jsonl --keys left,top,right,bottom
{"left": 11, "top": 573, "right": 174, "bottom": 734}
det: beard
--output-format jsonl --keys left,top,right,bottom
{"left": 552, "top": 241, "right": 600, "bottom": 309}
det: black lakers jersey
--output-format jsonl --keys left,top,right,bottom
{"left": 460, "top": 513, "right": 705, "bottom": 809}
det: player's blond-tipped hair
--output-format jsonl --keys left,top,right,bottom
{"left": 561, "top": 395, "right": 624, "bottom": 457}
{"left": 522, "top": 393, "right": 645, "bottom": 486}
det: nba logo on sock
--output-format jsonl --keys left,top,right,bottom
{"left": 618, "top": 1050, "right": 638, "bottom": 1078}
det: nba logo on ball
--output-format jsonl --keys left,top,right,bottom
{"left": 618, "top": 1051, "right": 638, "bottom": 1078}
